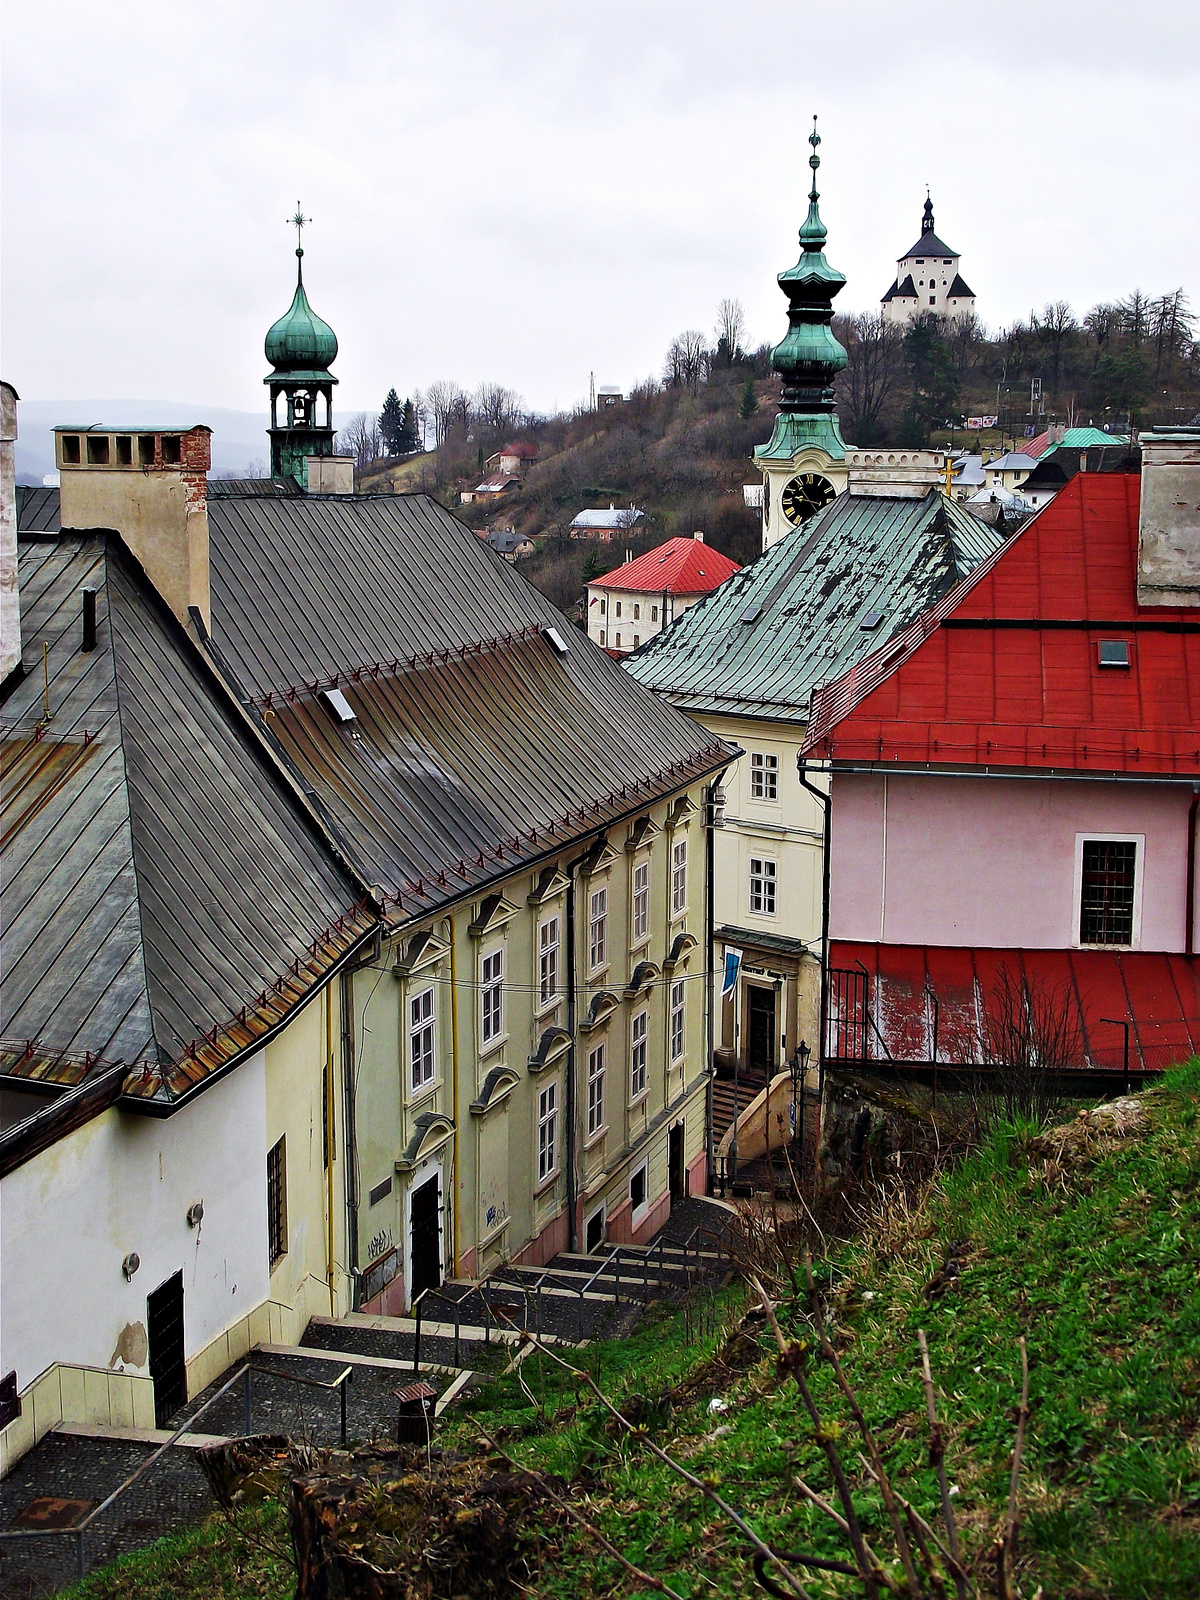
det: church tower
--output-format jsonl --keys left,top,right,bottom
{"left": 754, "top": 120, "right": 851, "bottom": 551}
{"left": 880, "top": 195, "right": 975, "bottom": 327}
{"left": 264, "top": 210, "right": 341, "bottom": 490}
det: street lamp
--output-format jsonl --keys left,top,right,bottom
{"left": 790, "top": 1040, "right": 810, "bottom": 1142}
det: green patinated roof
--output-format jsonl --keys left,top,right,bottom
{"left": 264, "top": 249, "right": 338, "bottom": 378}
{"left": 1043, "top": 428, "right": 1129, "bottom": 456}
{"left": 624, "top": 491, "right": 1007, "bottom": 722}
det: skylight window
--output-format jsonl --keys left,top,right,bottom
{"left": 740, "top": 603, "right": 762, "bottom": 625}
{"left": 860, "top": 611, "right": 885, "bottom": 631}
{"left": 1097, "top": 640, "right": 1130, "bottom": 668}
{"left": 543, "top": 626, "right": 570, "bottom": 655}
{"left": 322, "top": 687, "right": 357, "bottom": 721}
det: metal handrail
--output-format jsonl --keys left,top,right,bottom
{"left": 0, "top": 1356, "right": 352, "bottom": 1583}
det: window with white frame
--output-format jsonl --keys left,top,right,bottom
{"left": 630, "top": 1010, "right": 648, "bottom": 1099}
{"left": 671, "top": 838, "right": 687, "bottom": 916}
{"left": 632, "top": 860, "right": 649, "bottom": 943}
{"left": 670, "top": 979, "right": 685, "bottom": 1062}
{"left": 481, "top": 948, "right": 504, "bottom": 1043}
{"left": 537, "top": 1081, "right": 558, "bottom": 1182}
{"left": 587, "top": 1042, "right": 605, "bottom": 1137}
{"left": 749, "top": 857, "right": 777, "bottom": 916}
{"left": 750, "top": 751, "right": 778, "bottom": 800}
{"left": 410, "top": 986, "right": 435, "bottom": 1091}
{"left": 589, "top": 886, "right": 607, "bottom": 970}
{"left": 1079, "top": 837, "right": 1139, "bottom": 946}
{"left": 539, "top": 916, "right": 559, "bottom": 1005}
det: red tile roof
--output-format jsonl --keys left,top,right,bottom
{"left": 831, "top": 940, "right": 1200, "bottom": 1075}
{"left": 804, "top": 475, "right": 1200, "bottom": 776}
{"left": 588, "top": 537, "right": 740, "bottom": 597}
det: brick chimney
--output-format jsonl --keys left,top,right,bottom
{"left": 1, "top": 383, "right": 18, "bottom": 680}
{"left": 57, "top": 425, "right": 213, "bottom": 628}
{"left": 1137, "top": 428, "right": 1200, "bottom": 608}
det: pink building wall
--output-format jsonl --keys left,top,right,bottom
{"left": 830, "top": 774, "right": 1193, "bottom": 952}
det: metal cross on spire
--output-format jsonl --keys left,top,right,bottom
{"left": 290, "top": 204, "right": 309, "bottom": 250}
{"left": 808, "top": 114, "right": 821, "bottom": 199}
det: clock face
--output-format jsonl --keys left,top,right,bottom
{"left": 781, "top": 473, "right": 836, "bottom": 525}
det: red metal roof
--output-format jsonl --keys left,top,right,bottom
{"left": 589, "top": 537, "right": 740, "bottom": 597}
{"left": 804, "top": 475, "right": 1200, "bottom": 775}
{"left": 830, "top": 940, "right": 1200, "bottom": 1075}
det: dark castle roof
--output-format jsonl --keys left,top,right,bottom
{"left": 882, "top": 274, "right": 919, "bottom": 302}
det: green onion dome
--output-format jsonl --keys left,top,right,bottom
{"left": 264, "top": 248, "right": 338, "bottom": 375}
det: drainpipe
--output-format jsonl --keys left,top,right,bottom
{"left": 341, "top": 932, "right": 381, "bottom": 1311}
{"left": 797, "top": 757, "right": 831, "bottom": 1130}
{"left": 1188, "top": 785, "right": 1200, "bottom": 958}
{"left": 563, "top": 843, "right": 595, "bottom": 1254}
{"left": 704, "top": 770, "right": 727, "bottom": 1194}
{"left": 325, "top": 982, "right": 336, "bottom": 1315}
{"left": 449, "top": 914, "right": 461, "bottom": 1277}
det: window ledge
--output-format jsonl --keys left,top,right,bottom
{"left": 534, "top": 1170, "right": 559, "bottom": 1197}
{"left": 628, "top": 1090, "right": 650, "bottom": 1112}
{"left": 585, "top": 1125, "right": 608, "bottom": 1150}
{"left": 628, "top": 935, "right": 651, "bottom": 957}
{"left": 406, "top": 1079, "right": 442, "bottom": 1112}
{"left": 534, "top": 998, "right": 562, "bottom": 1022}
{"left": 479, "top": 1033, "right": 509, "bottom": 1062}
{"left": 586, "top": 963, "right": 610, "bottom": 985}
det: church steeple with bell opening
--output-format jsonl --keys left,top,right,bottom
{"left": 264, "top": 208, "right": 340, "bottom": 490}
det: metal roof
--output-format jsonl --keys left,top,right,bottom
{"left": 804, "top": 474, "right": 1200, "bottom": 776}
{"left": 1, "top": 534, "right": 374, "bottom": 1110}
{"left": 624, "top": 491, "right": 1006, "bottom": 722}
{"left": 15, "top": 485, "right": 61, "bottom": 532}
{"left": 588, "top": 537, "right": 740, "bottom": 597}
{"left": 204, "top": 491, "right": 730, "bottom": 917}
{"left": 569, "top": 507, "right": 645, "bottom": 529}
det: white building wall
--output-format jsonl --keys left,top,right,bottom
{"left": 0, "top": 1053, "right": 268, "bottom": 1403}
{"left": 585, "top": 586, "right": 705, "bottom": 652}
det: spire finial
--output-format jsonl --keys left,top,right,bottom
{"left": 808, "top": 114, "right": 821, "bottom": 200}
{"left": 290, "top": 204, "right": 309, "bottom": 282}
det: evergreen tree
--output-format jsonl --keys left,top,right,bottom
{"left": 738, "top": 377, "right": 759, "bottom": 420}
{"left": 379, "top": 388, "right": 405, "bottom": 455}
{"left": 898, "top": 316, "right": 960, "bottom": 445}
{"left": 398, "top": 397, "right": 420, "bottom": 454}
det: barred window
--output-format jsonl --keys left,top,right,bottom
{"left": 538, "top": 1081, "right": 558, "bottom": 1182}
{"left": 589, "top": 886, "right": 607, "bottom": 971}
{"left": 267, "top": 1135, "right": 287, "bottom": 1266}
{"left": 671, "top": 838, "right": 687, "bottom": 916}
{"left": 749, "top": 857, "right": 777, "bottom": 916}
{"left": 481, "top": 949, "right": 503, "bottom": 1043}
{"left": 750, "top": 752, "right": 778, "bottom": 800}
{"left": 539, "top": 917, "right": 559, "bottom": 1005}
{"left": 410, "top": 986, "right": 435, "bottom": 1090}
{"left": 1080, "top": 840, "right": 1136, "bottom": 945}
{"left": 632, "top": 861, "right": 649, "bottom": 942}
{"left": 670, "top": 979, "right": 686, "bottom": 1062}
{"left": 587, "top": 1042, "right": 606, "bottom": 1137}
{"left": 631, "top": 1010, "right": 648, "bottom": 1100}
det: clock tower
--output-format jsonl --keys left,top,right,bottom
{"left": 754, "top": 119, "right": 850, "bottom": 550}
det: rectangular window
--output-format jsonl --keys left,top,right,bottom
{"left": 630, "top": 1162, "right": 647, "bottom": 1216}
{"left": 749, "top": 857, "right": 777, "bottom": 916}
{"left": 589, "top": 887, "right": 608, "bottom": 971}
{"left": 632, "top": 861, "right": 649, "bottom": 942}
{"left": 86, "top": 435, "right": 110, "bottom": 465}
{"left": 599, "top": 598, "right": 606, "bottom": 615}
{"left": 161, "top": 435, "right": 181, "bottom": 464}
{"left": 587, "top": 1042, "right": 606, "bottom": 1137}
{"left": 600, "top": 629, "right": 606, "bottom": 645}
{"left": 1080, "top": 839, "right": 1137, "bottom": 945}
{"left": 631, "top": 1010, "right": 648, "bottom": 1100}
{"left": 539, "top": 916, "right": 559, "bottom": 1005}
{"left": 750, "top": 751, "right": 779, "bottom": 800}
{"left": 482, "top": 948, "right": 504, "bottom": 1042}
{"left": 267, "top": 1135, "right": 287, "bottom": 1265}
{"left": 670, "top": 979, "right": 686, "bottom": 1062}
{"left": 116, "top": 435, "right": 133, "bottom": 465}
{"left": 671, "top": 838, "right": 687, "bottom": 916}
{"left": 138, "top": 435, "right": 156, "bottom": 465}
{"left": 615, "top": 601, "right": 622, "bottom": 617}
{"left": 633, "top": 603, "right": 640, "bottom": 619}
{"left": 410, "top": 985, "right": 436, "bottom": 1090}
{"left": 61, "top": 434, "right": 81, "bottom": 464}
{"left": 538, "top": 1081, "right": 558, "bottom": 1182}
{"left": 651, "top": 605, "right": 659, "bottom": 621}
{"left": 615, "top": 633, "right": 622, "bottom": 648}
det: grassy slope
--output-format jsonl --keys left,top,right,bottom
{"left": 69, "top": 1065, "right": 1200, "bottom": 1598}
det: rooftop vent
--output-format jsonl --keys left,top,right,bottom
{"left": 1097, "top": 639, "right": 1130, "bottom": 668}
{"left": 321, "top": 687, "right": 357, "bottom": 721}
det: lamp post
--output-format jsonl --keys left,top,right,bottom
{"left": 790, "top": 1039, "right": 810, "bottom": 1148}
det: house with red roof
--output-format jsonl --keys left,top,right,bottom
{"left": 586, "top": 534, "right": 740, "bottom": 655}
{"left": 801, "top": 429, "right": 1200, "bottom": 1089}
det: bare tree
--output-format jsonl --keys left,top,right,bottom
{"left": 835, "top": 312, "right": 902, "bottom": 440}
{"left": 473, "top": 381, "right": 525, "bottom": 433}
{"left": 976, "top": 963, "right": 1083, "bottom": 1124}
{"left": 335, "top": 412, "right": 383, "bottom": 468}
{"left": 1032, "top": 301, "right": 1078, "bottom": 386}
{"left": 714, "top": 298, "right": 747, "bottom": 366}
{"left": 664, "top": 329, "right": 708, "bottom": 390}
{"left": 424, "top": 379, "right": 470, "bottom": 448}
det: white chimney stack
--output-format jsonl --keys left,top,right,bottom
{"left": 1137, "top": 429, "right": 1200, "bottom": 608}
{"left": 693, "top": 530, "right": 705, "bottom": 542}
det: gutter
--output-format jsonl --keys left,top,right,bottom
{"left": 815, "top": 761, "right": 1200, "bottom": 788}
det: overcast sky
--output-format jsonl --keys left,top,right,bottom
{"left": 4, "top": 0, "right": 1199, "bottom": 422}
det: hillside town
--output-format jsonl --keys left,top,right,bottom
{"left": 2, "top": 15, "right": 1200, "bottom": 1596}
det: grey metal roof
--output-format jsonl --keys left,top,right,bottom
{"left": 625, "top": 491, "right": 1007, "bottom": 722}
{"left": 900, "top": 232, "right": 957, "bottom": 259}
{"left": 2, "top": 534, "right": 373, "bottom": 1105}
{"left": 15, "top": 485, "right": 61, "bottom": 532}
{"left": 204, "top": 491, "right": 729, "bottom": 917}
{"left": 569, "top": 507, "right": 645, "bottom": 529}
{"left": 207, "top": 476, "right": 300, "bottom": 497}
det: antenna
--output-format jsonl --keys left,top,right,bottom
{"left": 589, "top": 371, "right": 596, "bottom": 411}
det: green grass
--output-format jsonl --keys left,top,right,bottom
{"left": 65, "top": 1064, "right": 1200, "bottom": 1597}
{"left": 64, "top": 1501, "right": 291, "bottom": 1599}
